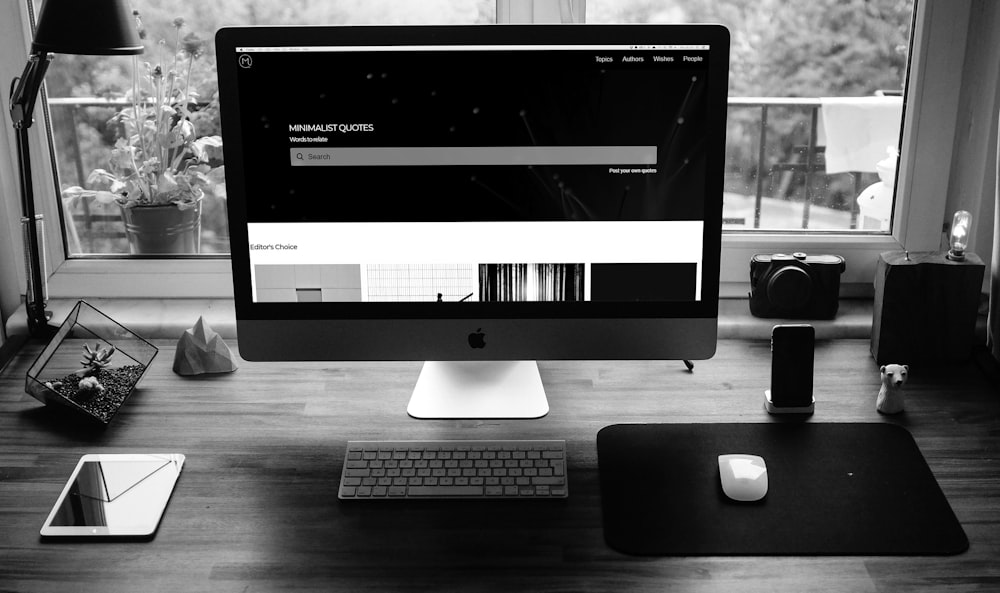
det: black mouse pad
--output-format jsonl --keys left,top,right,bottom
{"left": 597, "top": 423, "right": 968, "bottom": 556}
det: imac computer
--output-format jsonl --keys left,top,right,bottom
{"left": 216, "top": 24, "right": 729, "bottom": 419}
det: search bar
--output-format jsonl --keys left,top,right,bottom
{"left": 289, "top": 146, "right": 656, "bottom": 166}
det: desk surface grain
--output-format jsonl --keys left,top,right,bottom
{"left": 0, "top": 338, "right": 997, "bottom": 593}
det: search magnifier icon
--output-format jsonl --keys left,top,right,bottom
{"left": 296, "top": 152, "right": 304, "bottom": 160}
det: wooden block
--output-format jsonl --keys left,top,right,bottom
{"left": 871, "top": 251, "right": 984, "bottom": 365}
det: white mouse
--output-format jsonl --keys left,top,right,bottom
{"left": 718, "top": 454, "right": 768, "bottom": 502}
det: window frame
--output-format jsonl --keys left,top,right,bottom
{"left": 716, "top": 0, "right": 962, "bottom": 297}
{"left": 1, "top": 0, "right": 962, "bottom": 300}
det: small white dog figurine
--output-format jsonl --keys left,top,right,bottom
{"left": 876, "top": 364, "right": 909, "bottom": 414}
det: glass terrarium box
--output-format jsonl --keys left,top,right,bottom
{"left": 25, "top": 301, "right": 158, "bottom": 424}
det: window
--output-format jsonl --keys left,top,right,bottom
{"left": 0, "top": 0, "right": 963, "bottom": 299}
{"left": 589, "top": 0, "right": 912, "bottom": 234}
{"left": 42, "top": 0, "right": 495, "bottom": 257}
{"left": 587, "top": 0, "right": 955, "bottom": 296}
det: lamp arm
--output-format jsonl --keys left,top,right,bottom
{"left": 9, "top": 52, "right": 51, "bottom": 129}
{"left": 9, "top": 52, "right": 55, "bottom": 336}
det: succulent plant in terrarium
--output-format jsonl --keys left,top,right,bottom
{"left": 76, "top": 343, "right": 116, "bottom": 377}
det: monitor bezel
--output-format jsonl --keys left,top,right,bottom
{"left": 216, "top": 24, "right": 729, "bottom": 361}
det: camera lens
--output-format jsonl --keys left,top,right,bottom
{"left": 767, "top": 265, "right": 812, "bottom": 311}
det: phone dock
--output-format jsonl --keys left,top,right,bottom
{"left": 764, "top": 389, "right": 815, "bottom": 415}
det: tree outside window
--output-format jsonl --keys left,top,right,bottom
{"left": 588, "top": 0, "right": 913, "bottom": 232}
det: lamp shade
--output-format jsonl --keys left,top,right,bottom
{"left": 31, "top": 0, "right": 143, "bottom": 55}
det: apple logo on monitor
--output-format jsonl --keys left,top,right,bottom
{"left": 468, "top": 328, "right": 486, "bottom": 349}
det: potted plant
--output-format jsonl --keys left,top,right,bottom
{"left": 62, "top": 15, "right": 224, "bottom": 255}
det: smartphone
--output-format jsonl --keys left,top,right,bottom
{"left": 769, "top": 324, "right": 815, "bottom": 408}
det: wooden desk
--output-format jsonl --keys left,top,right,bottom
{"left": 1, "top": 339, "right": 997, "bottom": 592}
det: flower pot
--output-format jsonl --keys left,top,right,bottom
{"left": 120, "top": 201, "right": 202, "bottom": 254}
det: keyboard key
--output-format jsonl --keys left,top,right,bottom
{"left": 408, "top": 486, "right": 484, "bottom": 497}
{"left": 531, "top": 476, "right": 565, "bottom": 486}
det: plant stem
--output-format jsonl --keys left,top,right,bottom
{"left": 185, "top": 55, "right": 194, "bottom": 106}
{"left": 127, "top": 141, "right": 151, "bottom": 203}
{"left": 131, "top": 55, "right": 148, "bottom": 180}
{"left": 166, "top": 72, "right": 177, "bottom": 123}
{"left": 171, "top": 27, "right": 181, "bottom": 87}
{"left": 166, "top": 29, "right": 180, "bottom": 126}
{"left": 156, "top": 70, "right": 165, "bottom": 172}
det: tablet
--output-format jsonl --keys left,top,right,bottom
{"left": 40, "top": 453, "right": 185, "bottom": 539}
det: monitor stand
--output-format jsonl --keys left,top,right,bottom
{"left": 406, "top": 361, "right": 549, "bottom": 419}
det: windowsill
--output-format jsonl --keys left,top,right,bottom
{"left": 6, "top": 297, "right": 875, "bottom": 343}
{"left": 6, "top": 299, "right": 239, "bottom": 341}
{"left": 716, "top": 299, "right": 873, "bottom": 340}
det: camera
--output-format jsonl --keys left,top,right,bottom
{"left": 749, "top": 253, "right": 845, "bottom": 319}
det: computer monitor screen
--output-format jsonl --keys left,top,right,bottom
{"left": 216, "top": 25, "right": 729, "bottom": 417}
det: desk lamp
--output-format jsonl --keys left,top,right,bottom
{"left": 9, "top": 0, "right": 143, "bottom": 336}
{"left": 872, "top": 210, "right": 985, "bottom": 365}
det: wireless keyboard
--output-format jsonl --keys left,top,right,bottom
{"left": 338, "top": 439, "right": 567, "bottom": 499}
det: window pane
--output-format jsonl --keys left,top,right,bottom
{"left": 41, "top": 0, "right": 495, "bottom": 256}
{"left": 588, "top": 0, "right": 913, "bottom": 232}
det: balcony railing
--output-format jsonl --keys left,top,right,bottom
{"left": 729, "top": 97, "right": 862, "bottom": 230}
{"left": 47, "top": 95, "right": 891, "bottom": 254}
